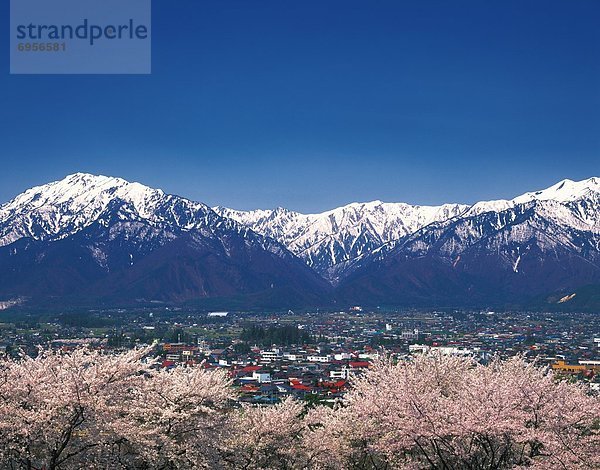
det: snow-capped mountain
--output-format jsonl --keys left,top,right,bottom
{"left": 215, "top": 201, "right": 469, "bottom": 283}
{"left": 337, "top": 178, "right": 600, "bottom": 306}
{"left": 0, "top": 173, "right": 329, "bottom": 306}
{"left": 466, "top": 177, "right": 600, "bottom": 219}
{"left": 2, "top": 173, "right": 600, "bottom": 309}
{"left": 217, "top": 177, "right": 600, "bottom": 284}
{"left": 0, "top": 172, "right": 221, "bottom": 246}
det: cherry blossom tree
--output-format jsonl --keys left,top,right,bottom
{"left": 301, "top": 403, "right": 349, "bottom": 469}
{"left": 223, "top": 397, "right": 306, "bottom": 469}
{"left": 307, "top": 354, "right": 600, "bottom": 470}
{"left": 0, "top": 346, "right": 155, "bottom": 469}
{"left": 0, "top": 347, "right": 597, "bottom": 470}
{"left": 110, "top": 364, "right": 233, "bottom": 468}
{"left": 0, "top": 348, "right": 233, "bottom": 470}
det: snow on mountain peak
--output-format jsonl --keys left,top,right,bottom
{"left": 513, "top": 177, "right": 600, "bottom": 203}
{"left": 2, "top": 172, "right": 163, "bottom": 212}
{"left": 466, "top": 177, "right": 600, "bottom": 217}
{"left": 0, "top": 173, "right": 176, "bottom": 246}
{"left": 3, "top": 173, "right": 599, "bottom": 282}
{"left": 215, "top": 199, "right": 469, "bottom": 280}
{"left": 214, "top": 176, "right": 600, "bottom": 281}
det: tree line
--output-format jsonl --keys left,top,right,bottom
{"left": 240, "top": 324, "right": 312, "bottom": 346}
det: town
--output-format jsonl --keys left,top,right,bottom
{"left": 1, "top": 307, "right": 598, "bottom": 403}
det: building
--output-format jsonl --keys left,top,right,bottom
{"left": 401, "top": 329, "right": 420, "bottom": 341}
{"left": 207, "top": 311, "right": 229, "bottom": 318}
{"left": 551, "top": 360, "right": 600, "bottom": 374}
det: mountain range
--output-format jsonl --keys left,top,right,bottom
{"left": 1, "top": 173, "right": 600, "bottom": 310}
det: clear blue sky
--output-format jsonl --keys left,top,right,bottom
{"left": 1, "top": 0, "right": 599, "bottom": 212}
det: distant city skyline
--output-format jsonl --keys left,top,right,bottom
{"left": 1, "top": 0, "right": 599, "bottom": 212}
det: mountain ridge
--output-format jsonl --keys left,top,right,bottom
{"left": 2, "top": 173, "right": 600, "bottom": 309}
{"left": 0, "top": 173, "right": 330, "bottom": 308}
{"left": 214, "top": 177, "right": 600, "bottom": 283}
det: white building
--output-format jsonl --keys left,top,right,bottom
{"left": 330, "top": 367, "right": 352, "bottom": 380}
{"left": 283, "top": 353, "right": 304, "bottom": 361}
{"left": 307, "top": 355, "right": 332, "bottom": 363}
{"left": 207, "top": 311, "right": 229, "bottom": 317}
{"left": 252, "top": 371, "right": 271, "bottom": 383}
{"left": 409, "top": 344, "right": 477, "bottom": 357}
{"left": 402, "top": 329, "right": 420, "bottom": 340}
{"left": 334, "top": 352, "right": 352, "bottom": 361}
{"left": 260, "top": 350, "right": 281, "bottom": 363}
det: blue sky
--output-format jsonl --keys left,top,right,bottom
{"left": 1, "top": 0, "right": 599, "bottom": 212}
